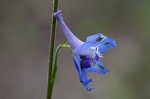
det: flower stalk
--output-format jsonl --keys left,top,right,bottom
{"left": 47, "top": 0, "right": 59, "bottom": 99}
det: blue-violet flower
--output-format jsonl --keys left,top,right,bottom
{"left": 54, "top": 10, "right": 116, "bottom": 91}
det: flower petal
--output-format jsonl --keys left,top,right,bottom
{"left": 73, "top": 54, "right": 94, "bottom": 91}
{"left": 97, "top": 36, "right": 116, "bottom": 53}
{"left": 54, "top": 10, "right": 84, "bottom": 52}
{"left": 76, "top": 41, "right": 99, "bottom": 58}
{"left": 86, "top": 33, "right": 105, "bottom": 42}
{"left": 80, "top": 69, "right": 94, "bottom": 91}
{"left": 85, "top": 59, "right": 109, "bottom": 75}
{"left": 73, "top": 54, "right": 81, "bottom": 74}
{"left": 86, "top": 33, "right": 116, "bottom": 53}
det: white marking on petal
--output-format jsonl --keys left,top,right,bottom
{"left": 79, "top": 47, "right": 96, "bottom": 59}
{"left": 96, "top": 47, "right": 103, "bottom": 58}
{"left": 89, "top": 59, "right": 97, "bottom": 66}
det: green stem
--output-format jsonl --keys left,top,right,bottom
{"left": 53, "top": 42, "right": 71, "bottom": 79}
{"left": 50, "top": 44, "right": 71, "bottom": 91}
{"left": 47, "top": 0, "right": 59, "bottom": 99}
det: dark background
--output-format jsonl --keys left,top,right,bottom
{"left": 0, "top": 0, "right": 150, "bottom": 99}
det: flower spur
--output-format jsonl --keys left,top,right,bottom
{"left": 54, "top": 10, "right": 116, "bottom": 91}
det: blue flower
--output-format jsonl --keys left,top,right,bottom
{"left": 54, "top": 10, "right": 116, "bottom": 91}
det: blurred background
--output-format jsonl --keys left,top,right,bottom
{"left": 0, "top": 0, "right": 150, "bottom": 99}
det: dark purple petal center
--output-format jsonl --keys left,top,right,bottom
{"left": 80, "top": 54, "right": 99, "bottom": 68}
{"left": 80, "top": 56, "right": 91, "bottom": 68}
{"left": 95, "top": 54, "right": 99, "bottom": 61}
